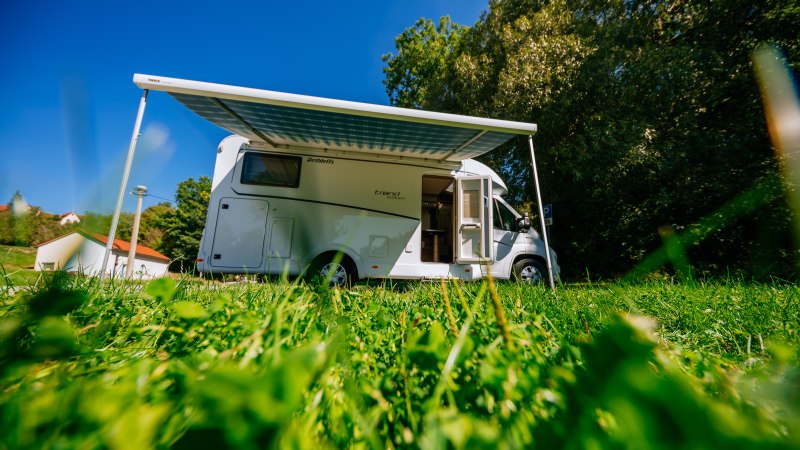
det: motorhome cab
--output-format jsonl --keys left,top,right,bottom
{"left": 130, "top": 74, "right": 559, "bottom": 285}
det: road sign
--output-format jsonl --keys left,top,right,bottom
{"left": 543, "top": 204, "right": 553, "bottom": 226}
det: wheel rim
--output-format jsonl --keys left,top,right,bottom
{"left": 519, "top": 264, "right": 543, "bottom": 283}
{"left": 319, "top": 262, "right": 348, "bottom": 286}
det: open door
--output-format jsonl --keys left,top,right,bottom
{"left": 456, "top": 176, "right": 493, "bottom": 263}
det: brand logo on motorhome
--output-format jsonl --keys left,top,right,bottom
{"left": 375, "top": 190, "right": 405, "bottom": 200}
{"left": 307, "top": 157, "right": 334, "bottom": 164}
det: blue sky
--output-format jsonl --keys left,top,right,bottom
{"left": 1, "top": 0, "right": 488, "bottom": 214}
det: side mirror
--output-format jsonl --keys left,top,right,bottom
{"left": 516, "top": 213, "right": 531, "bottom": 232}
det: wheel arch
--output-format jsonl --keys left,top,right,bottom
{"left": 510, "top": 254, "right": 547, "bottom": 278}
{"left": 307, "top": 249, "right": 360, "bottom": 279}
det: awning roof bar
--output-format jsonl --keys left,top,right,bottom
{"left": 209, "top": 98, "right": 278, "bottom": 147}
{"left": 441, "top": 130, "right": 488, "bottom": 161}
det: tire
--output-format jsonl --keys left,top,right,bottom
{"left": 512, "top": 258, "right": 547, "bottom": 284}
{"left": 308, "top": 253, "right": 356, "bottom": 288}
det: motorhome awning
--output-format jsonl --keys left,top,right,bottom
{"left": 103, "top": 74, "right": 554, "bottom": 289}
{"left": 133, "top": 74, "right": 537, "bottom": 162}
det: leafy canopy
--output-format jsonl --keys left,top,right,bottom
{"left": 383, "top": 0, "right": 800, "bottom": 279}
{"left": 160, "top": 176, "right": 211, "bottom": 271}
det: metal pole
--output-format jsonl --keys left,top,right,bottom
{"left": 125, "top": 185, "right": 147, "bottom": 278}
{"left": 101, "top": 89, "right": 148, "bottom": 279}
{"left": 527, "top": 135, "right": 555, "bottom": 289}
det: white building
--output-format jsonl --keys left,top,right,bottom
{"left": 59, "top": 212, "right": 81, "bottom": 226}
{"left": 35, "top": 230, "right": 170, "bottom": 279}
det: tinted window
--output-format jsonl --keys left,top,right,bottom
{"left": 240, "top": 153, "right": 301, "bottom": 187}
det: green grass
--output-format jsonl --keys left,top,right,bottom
{"left": 0, "top": 245, "right": 36, "bottom": 268}
{"left": 0, "top": 245, "right": 40, "bottom": 287}
{"left": 1, "top": 276, "right": 798, "bottom": 449}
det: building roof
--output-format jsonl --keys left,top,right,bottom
{"left": 0, "top": 205, "right": 8, "bottom": 213}
{"left": 36, "top": 230, "right": 170, "bottom": 263}
{"left": 134, "top": 74, "right": 538, "bottom": 162}
{"left": 87, "top": 233, "right": 170, "bottom": 262}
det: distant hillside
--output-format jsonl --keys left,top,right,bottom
{"left": 0, "top": 245, "right": 36, "bottom": 269}
{"left": 0, "top": 244, "right": 38, "bottom": 285}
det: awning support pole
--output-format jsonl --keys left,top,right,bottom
{"left": 527, "top": 135, "right": 555, "bottom": 289}
{"left": 101, "top": 89, "right": 149, "bottom": 280}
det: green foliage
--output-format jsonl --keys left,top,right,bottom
{"left": 0, "top": 208, "right": 72, "bottom": 248}
{"left": 139, "top": 202, "right": 174, "bottom": 251}
{"left": 161, "top": 177, "right": 211, "bottom": 271}
{"left": 382, "top": 16, "right": 468, "bottom": 109}
{"left": 0, "top": 211, "right": 12, "bottom": 245}
{"left": 77, "top": 211, "right": 134, "bottom": 241}
{"left": 383, "top": 0, "right": 800, "bottom": 279}
{"left": 0, "top": 278, "right": 797, "bottom": 448}
{"left": 0, "top": 190, "right": 150, "bottom": 248}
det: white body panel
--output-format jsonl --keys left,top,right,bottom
{"left": 197, "top": 136, "right": 559, "bottom": 281}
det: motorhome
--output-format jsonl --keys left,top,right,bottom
{"left": 128, "top": 75, "right": 559, "bottom": 285}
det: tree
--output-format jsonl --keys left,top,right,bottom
{"left": 0, "top": 192, "right": 64, "bottom": 246}
{"left": 0, "top": 209, "right": 12, "bottom": 245}
{"left": 79, "top": 212, "right": 134, "bottom": 241}
{"left": 139, "top": 202, "right": 175, "bottom": 251}
{"left": 383, "top": 0, "right": 800, "bottom": 279}
{"left": 9, "top": 191, "right": 32, "bottom": 246}
{"left": 382, "top": 16, "right": 468, "bottom": 110}
{"left": 161, "top": 177, "right": 212, "bottom": 272}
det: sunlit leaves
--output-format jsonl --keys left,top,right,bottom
{"left": 146, "top": 276, "right": 177, "bottom": 302}
{"left": 171, "top": 301, "right": 208, "bottom": 320}
{"left": 382, "top": 16, "right": 468, "bottom": 110}
{"left": 177, "top": 343, "right": 330, "bottom": 449}
{"left": 160, "top": 176, "right": 212, "bottom": 269}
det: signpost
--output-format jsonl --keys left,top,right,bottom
{"left": 543, "top": 204, "right": 553, "bottom": 226}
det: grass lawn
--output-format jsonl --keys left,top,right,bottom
{"left": 0, "top": 244, "right": 36, "bottom": 268}
{"left": 0, "top": 276, "right": 797, "bottom": 448}
{"left": 0, "top": 245, "right": 40, "bottom": 286}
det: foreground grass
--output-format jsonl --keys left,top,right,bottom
{"left": 1, "top": 275, "right": 798, "bottom": 449}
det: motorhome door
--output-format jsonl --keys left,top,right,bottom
{"left": 209, "top": 197, "right": 269, "bottom": 268}
{"left": 456, "top": 176, "right": 493, "bottom": 263}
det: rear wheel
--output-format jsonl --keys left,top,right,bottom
{"left": 512, "top": 258, "right": 546, "bottom": 283}
{"left": 308, "top": 254, "right": 357, "bottom": 287}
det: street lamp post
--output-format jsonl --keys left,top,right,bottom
{"left": 125, "top": 185, "right": 147, "bottom": 278}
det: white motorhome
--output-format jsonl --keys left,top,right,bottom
{"left": 126, "top": 75, "right": 559, "bottom": 285}
{"left": 196, "top": 135, "right": 558, "bottom": 285}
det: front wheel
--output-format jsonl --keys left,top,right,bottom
{"left": 512, "top": 258, "right": 546, "bottom": 283}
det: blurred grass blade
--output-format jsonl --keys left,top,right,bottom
{"left": 626, "top": 165, "right": 784, "bottom": 280}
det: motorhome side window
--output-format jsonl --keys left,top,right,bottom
{"left": 240, "top": 153, "right": 301, "bottom": 188}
